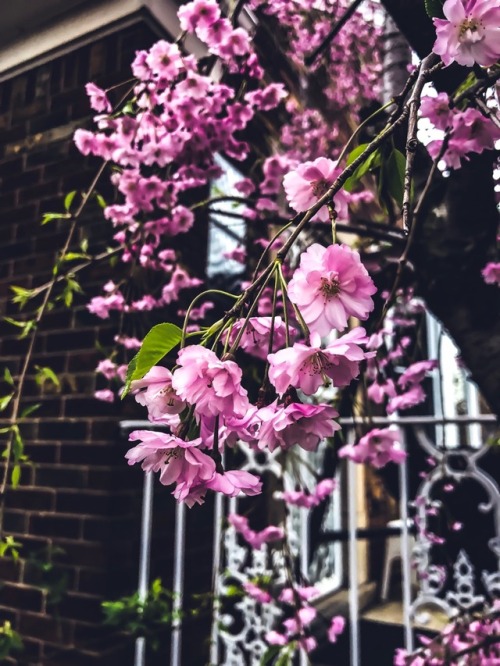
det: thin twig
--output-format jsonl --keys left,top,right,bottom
{"left": 401, "top": 53, "right": 440, "bottom": 235}
{"left": 304, "top": 0, "right": 365, "bottom": 67}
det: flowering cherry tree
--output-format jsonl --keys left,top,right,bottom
{"left": 1, "top": 0, "right": 499, "bottom": 662}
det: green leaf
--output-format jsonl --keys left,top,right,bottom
{"left": 34, "top": 366, "right": 60, "bottom": 390}
{"left": 3, "top": 317, "right": 25, "bottom": 329}
{"left": 261, "top": 646, "right": 281, "bottom": 666}
{"left": 344, "top": 145, "right": 382, "bottom": 192}
{"left": 64, "top": 191, "right": 77, "bottom": 212}
{"left": 385, "top": 149, "right": 406, "bottom": 207}
{"left": 424, "top": 0, "right": 444, "bottom": 18}
{"left": 11, "top": 465, "right": 21, "bottom": 489}
{"left": 346, "top": 143, "right": 370, "bottom": 166}
{"left": 10, "top": 285, "right": 34, "bottom": 308}
{"left": 3, "top": 368, "right": 14, "bottom": 387}
{"left": 41, "top": 212, "right": 69, "bottom": 225}
{"left": 62, "top": 252, "right": 89, "bottom": 263}
{"left": 121, "top": 324, "right": 182, "bottom": 398}
{"left": 20, "top": 403, "right": 41, "bottom": 418}
{"left": 0, "top": 395, "right": 13, "bottom": 412}
{"left": 95, "top": 193, "right": 107, "bottom": 209}
{"left": 12, "top": 427, "right": 23, "bottom": 461}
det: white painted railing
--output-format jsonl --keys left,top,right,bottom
{"left": 121, "top": 413, "right": 498, "bottom": 666}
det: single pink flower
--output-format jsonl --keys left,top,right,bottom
{"left": 339, "top": 427, "right": 406, "bottom": 468}
{"left": 482, "top": 261, "right": 500, "bottom": 286}
{"left": 242, "top": 582, "right": 272, "bottom": 604}
{"left": 228, "top": 514, "right": 284, "bottom": 550}
{"left": 131, "top": 366, "right": 186, "bottom": 423}
{"left": 94, "top": 389, "right": 115, "bottom": 403}
{"left": 172, "top": 346, "right": 250, "bottom": 418}
{"left": 257, "top": 401, "right": 340, "bottom": 452}
{"left": 387, "top": 384, "right": 427, "bottom": 414}
{"left": 266, "top": 631, "right": 287, "bottom": 646}
{"left": 288, "top": 244, "right": 376, "bottom": 335}
{"left": 268, "top": 328, "right": 369, "bottom": 396}
{"left": 283, "top": 157, "right": 349, "bottom": 222}
{"left": 279, "top": 586, "right": 319, "bottom": 604}
{"left": 433, "top": 0, "right": 500, "bottom": 67}
{"left": 328, "top": 616, "right": 346, "bottom": 643}
{"left": 206, "top": 470, "right": 262, "bottom": 497}
{"left": 85, "top": 83, "right": 112, "bottom": 113}
{"left": 226, "top": 316, "right": 290, "bottom": 360}
{"left": 398, "top": 359, "right": 438, "bottom": 390}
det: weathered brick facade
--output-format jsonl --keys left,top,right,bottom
{"left": 0, "top": 22, "right": 199, "bottom": 666}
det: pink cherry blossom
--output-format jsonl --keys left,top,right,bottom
{"left": 367, "top": 378, "right": 397, "bottom": 404}
{"left": 96, "top": 359, "right": 118, "bottom": 380}
{"left": 227, "top": 316, "right": 290, "bottom": 360}
{"left": 482, "top": 261, "right": 500, "bottom": 286}
{"left": 228, "top": 514, "right": 285, "bottom": 550}
{"left": 398, "top": 360, "right": 438, "bottom": 390}
{"left": 206, "top": 470, "right": 262, "bottom": 497}
{"left": 433, "top": 0, "right": 500, "bottom": 67}
{"left": 268, "top": 328, "right": 369, "bottom": 396}
{"left": 242, "top": 582, "right": 272, "bottom": 604}
{"left": 288, "top": 244, "right": 376, "bottom": 335}
{"left": 131, "top": 366, "right": 186, "bottom": 423}
{"left": 283, "top": 157, "right": 349, "bottom": 222}
{"left": 328, "top": 615, "right": 346, "bottom": 643}
{"left": 387, "top": 384, "right": 427, "bottom": 414}
{"left": 85, "top": 83, "right": 112, "bottom": 113}
{"left": 339, "top": 427, "right": 406, "bottom": 468}
{"left": 94, "top": 389, "right": 115, "bottom": 403}
{"left": 172, "top": 346, "right": 250, "bottom": 418}
{"left": 282, "top": 479, "right": 336, "bottom": 509}
{"left": 126, "top": 430, "right": 218, "bottom": 507}
{"left": 257, "top": 401, "right": 340, "bottom": 452}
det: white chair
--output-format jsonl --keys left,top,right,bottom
{"left": 381, "top": 519, "right": 416, "bottom": 601}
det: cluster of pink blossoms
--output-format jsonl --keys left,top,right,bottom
{"left": 421, "top": 93, "right": 500, "bottom": 170}
{"left": 266, "top": 586, "right": 345, "bottom": 654}
{"left": 125, "top": 234, "right": 382, "bottom": 502}
{"left": 395, "top": 607, "right": 500, "bottom": 665}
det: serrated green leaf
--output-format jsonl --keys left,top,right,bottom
{"left": 0, "top": 395, "right": 13, "bottom": 412}
{"left": 424, "top": 0, "right": 444, "bottom": 18}
{"left": 11, "top": 465, "right": 21, "bottom": 489}
{"left": 64, "top": 191, "right": 77, "bottom": 212}
{"left": 121, "top": 324, "right": 182, "bottom": 398}
{"left": 385, "top": 149, "right": 406, "bottom": 207}
{"left": 3, "top": 368, "right": 14, "bottom": 387}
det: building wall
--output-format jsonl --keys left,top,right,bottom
{"left": 0, "top": 23, "right": 172, "bottom": 666}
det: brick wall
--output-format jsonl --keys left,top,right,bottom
{"left": 0, "top": 23, "right": 190, "bottom": 666}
